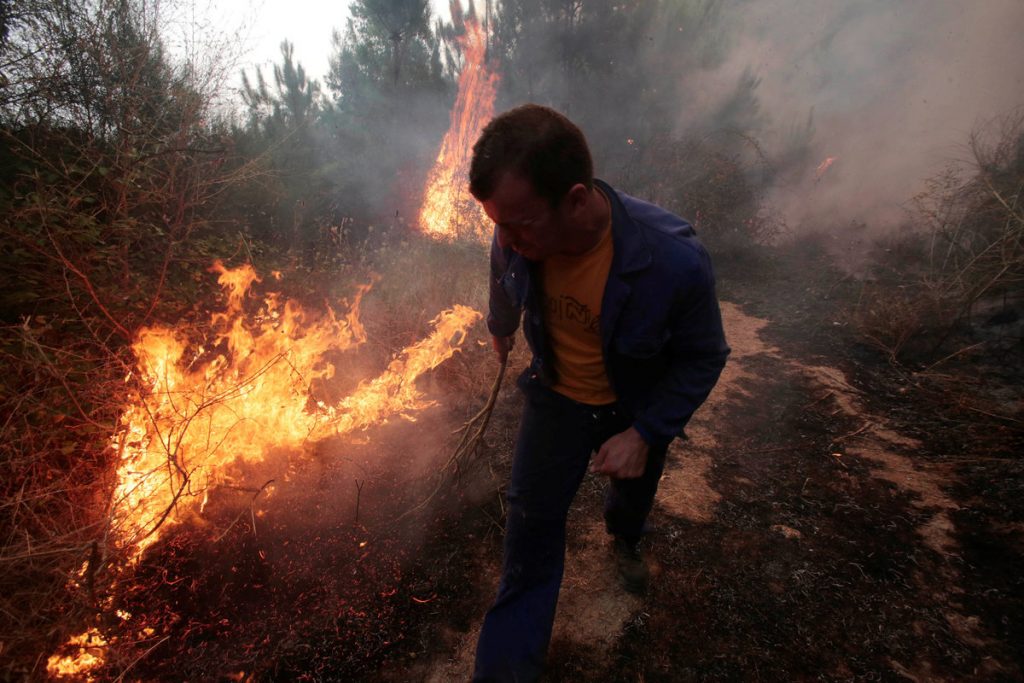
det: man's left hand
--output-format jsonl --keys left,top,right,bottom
{"left": 591, "top": 426, "right": 649, "bottom": 479}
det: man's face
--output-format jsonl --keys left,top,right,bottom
{"left": 480, "top": 172, "right": 565, "bottom": 261}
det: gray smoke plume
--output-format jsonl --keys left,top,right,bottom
{"left": 689, "top": 0, "right": 1024, "bottom": 235}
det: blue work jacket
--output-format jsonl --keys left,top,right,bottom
{"left": 487, "top": 178, "right": 730, "bottom": 448}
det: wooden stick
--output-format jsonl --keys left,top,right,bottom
{"left": 396, "top": 358, "right": 507, "bottom": 521}
{"left": 355, "top": 479, "right": 365, "bottom": 525}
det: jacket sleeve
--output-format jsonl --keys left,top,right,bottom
{"left": 486, "top": 235, "right": 523, "bottom": 338}
{"left": 631, "top": 251, "right": 730, "bottom": 448}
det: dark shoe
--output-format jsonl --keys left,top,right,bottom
{"left": 612, "top": 537, "right": 649, "bottom": 595}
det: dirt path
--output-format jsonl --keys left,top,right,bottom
{"left": 424, "top": 299, "right": 1017, "bottom": 681}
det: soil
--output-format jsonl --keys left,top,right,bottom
{"left": 46, "top": 246, "right": 1024, "bottom": 681}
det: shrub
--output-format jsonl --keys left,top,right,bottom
{"left": 0, "top": 0, "right": 243, "bottom": 673}
{"left": 849, "top": 110, "right": 1024, "bottom": 365}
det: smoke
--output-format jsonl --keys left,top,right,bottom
{"left": 681, "top": 0, "right": 1024, "bottom": 235}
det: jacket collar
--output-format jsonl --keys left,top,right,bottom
{"left": 594, "top": 178, "right": 652, "bottom": 276}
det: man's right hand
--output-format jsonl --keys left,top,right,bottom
{"left": 492, "top": 335, "right": 514, "bottom": 363}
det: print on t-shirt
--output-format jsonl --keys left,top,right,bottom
{"left": 545, "top": 293, "right": 600, "bottom": 335}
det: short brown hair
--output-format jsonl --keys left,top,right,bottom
{"left": 469, "top": 104, "right": 593, "bottom": 207}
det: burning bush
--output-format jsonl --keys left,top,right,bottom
{"left": 36, "top": 258, "right": 484, "bottom": 679}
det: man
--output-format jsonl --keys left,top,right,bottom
{"left": 469, "top": 104, "right": 729, "bottom": 682}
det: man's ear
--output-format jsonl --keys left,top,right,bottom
{"left": 564, "top": 183, "right": 590, "bottom": 214}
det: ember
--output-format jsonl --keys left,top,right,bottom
{"left": 46, "top": 628, "right": 107, "bottom": 679}
{"left": 815, "top": 156, "right": 838, "bottom": 181}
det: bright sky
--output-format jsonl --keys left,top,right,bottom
{"left": 195, "top": 0, "right": 454, "bottom": 90}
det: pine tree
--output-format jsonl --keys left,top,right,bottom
{"left": 321, "top": 0, "right": 453, "bottom": 222}
{"left": 237, "top": 41, "right": 324, "bottom": 254}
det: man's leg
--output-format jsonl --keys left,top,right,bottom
{"left": 473, "top": 384, "right": 595, "bottom": 683}
{"left": 603, "top": 442, "right": 669, "bottom": 543}
{"left": 599, "top": 427, "right": 668, "bottom": 594}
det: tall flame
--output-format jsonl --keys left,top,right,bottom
{"left": 418, "top": 15, "right": 499, "bottom": 242}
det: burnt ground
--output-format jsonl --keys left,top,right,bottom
{"left": 418, "top": 242, "right": 1024, "bottom": 682}
{"left": 42, "top": 243, "right": 1023, "bottom": 681}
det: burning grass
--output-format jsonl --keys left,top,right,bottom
{"left": 103, "top": 259, "right": 479, "bottom": 566}
{"left": 0, "top": 245, "right": 498, "bottom": 678}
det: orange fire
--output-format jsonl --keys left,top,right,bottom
{"left": 108, "top": 261, "right": 480, "bottom": 560}
{"left": 46, "top": 628, "right": 107, "bottom": 679}
{"left": 418, "top": 15, "right": 499, "bottom": 243}
{"left": 49, "top": 263, "right": 480, "bottom": 679}
{"left": 51, "top": 20, "right": 497, "bottom": 682}
{"left": 815, "top": 156, "right": 838, "bottom": 181}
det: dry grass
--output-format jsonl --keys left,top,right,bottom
{"left": 848, "top": 281, "right": 948, "bottom": 363}
{"left": 0, "top": 324, "right": 129, "bottom": 677}
{"left": 850, "top": 110, "right": 1024, "bottom": 365}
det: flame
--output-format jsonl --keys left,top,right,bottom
{"left": 108, "top": 261, "right": 480, "bottom": 560}
{"left": 418, "top": 15, "right": 499, "bottom": 243}
{"left": 48, "top": 263, "right": 479, "bottom": 677}
{"left": 320, "top": 304, "right": 480, "bottom": 433}
{"left": 46, "top": 628, "right": 106, "bottom": 679}
{"left": 53, "top": 22, "right": 498, "bottom": 663}
{"left": 815, "top": 156, "right": 838, "bottom": 181}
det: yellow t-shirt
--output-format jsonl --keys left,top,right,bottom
{"left": 541, "top": 209, "right": 616, "bottom": 405}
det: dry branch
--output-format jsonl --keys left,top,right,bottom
{"left": 398, "top": 356, "right": 507, "bottom": 521}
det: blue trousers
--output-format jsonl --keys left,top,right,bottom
{"left": 473, "top": 373, "right": 669, "bottom": 682}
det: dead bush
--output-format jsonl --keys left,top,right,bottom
{"left": 918, "top": 111, "right": 1024, "bottom": 325}
{"left": 848, "top": 281, "right": 948, "bottom": 363}
{"left": 851, "top": 110, "right": 1024, "bottom": 364}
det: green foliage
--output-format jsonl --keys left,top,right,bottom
{"left": 318, "top": 0, "right": 452, "bottom": 219}
{"left": 328, "top": 0, "right": 439, "bottom": 95}
{"left": 0, "top": 0, "right": 238, "bottom": 331}
{"left": 233, "top": 40, "right": 326, "bottom": 253}
{"left": 224, "top": 1, "right": 458, "bottom": 262}
{"left": 241, "top": 40, "right": 321, "bottom": 134}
